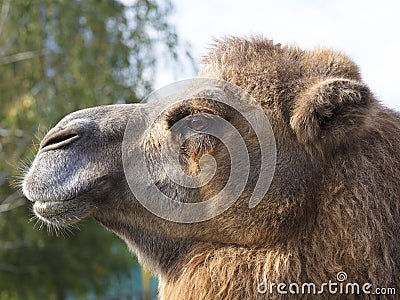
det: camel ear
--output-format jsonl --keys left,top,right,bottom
{"left": 290, "top": 78, "right": 375, "bottom": 159}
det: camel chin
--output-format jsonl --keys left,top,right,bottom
{"left": 25, "top": 169, "right": 113, "bottom": 226}
{"left": 27, "top": 177, "right": 104, "bottom": 226}
{"left": 32, "top": 197, "right": 93, "bottom": 226}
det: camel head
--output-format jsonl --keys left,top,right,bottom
{"left": 22, "top": 78, "right": 284, "bottom": 256}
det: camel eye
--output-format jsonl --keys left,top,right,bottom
{"left": 188, "top": 115, "right": 210, "bottom": 132}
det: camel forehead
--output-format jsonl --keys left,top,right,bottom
{"left": 55, "top": 104, "right": 138, "bottom": 129}
{"left": 55, "top": 76, "right": 266, "bottom": 133}
{"left": 63, "top": 104, "right": 137, "bottom": 120}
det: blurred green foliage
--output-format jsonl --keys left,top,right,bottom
{"left": 0, "top": 0, "right": 188, "bottom": 298}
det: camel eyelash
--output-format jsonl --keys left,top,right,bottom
{"left": 166, "top": 107, "right": 218, "bottom": 129}
{"left": 166, "top": 108, "right": 191, "bottom": 129}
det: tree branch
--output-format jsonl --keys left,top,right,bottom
{"left": 0, "top": 192, "right": 26, "bottom": 213}
{"left": 0, "top": 240, "right": 31, "bottom": 249}
{"left": 0, "top": 263, "right": 31, "bottom": 274}
{"left": 0, "top": 0, "right": 10, "bottom": 39}
{"left": 0, "top": 49, "right": 48, "bottom": 65}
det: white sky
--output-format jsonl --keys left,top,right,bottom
{"left": 129, "top": 0, "right": 400, "bottom": 110}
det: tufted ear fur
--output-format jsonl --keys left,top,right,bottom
{"left": 290, "top": 78, "right": 376, "bottom": 159}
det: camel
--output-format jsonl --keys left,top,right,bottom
{"left": 22, "top": 37, "right": 399, "bottom": 299}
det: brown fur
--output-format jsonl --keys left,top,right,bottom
{"left": 23, "top": 37, "right": 400, "bottom": 299}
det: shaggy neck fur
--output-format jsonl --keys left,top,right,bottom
{"left": 160, "top": 173, "right": 399, "bottom": 299}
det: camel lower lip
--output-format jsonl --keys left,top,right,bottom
{"left": 33, "top": 199, "right": 78, "bottom": 217}
{"left": 34, "top": 200, "right": 73, "bottom": 210}
{"left": 33, "top": 198, "right": 92, "bottom": 225}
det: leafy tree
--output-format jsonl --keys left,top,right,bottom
{"left": 0, "top": 0, "right": 191, "bottom": 298}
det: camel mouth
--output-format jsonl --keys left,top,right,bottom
{"left": 33, "top": 197, "right": 94, "bottom": 226}
{"left": 24, "top": 175, "right": 108, "bottom": 203}
{"left": 27, "top": 176, "right": 109, "bottom": 226}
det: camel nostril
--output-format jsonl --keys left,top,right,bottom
{"left": 40, "top": 129, "right": 80, "bottom": 151}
